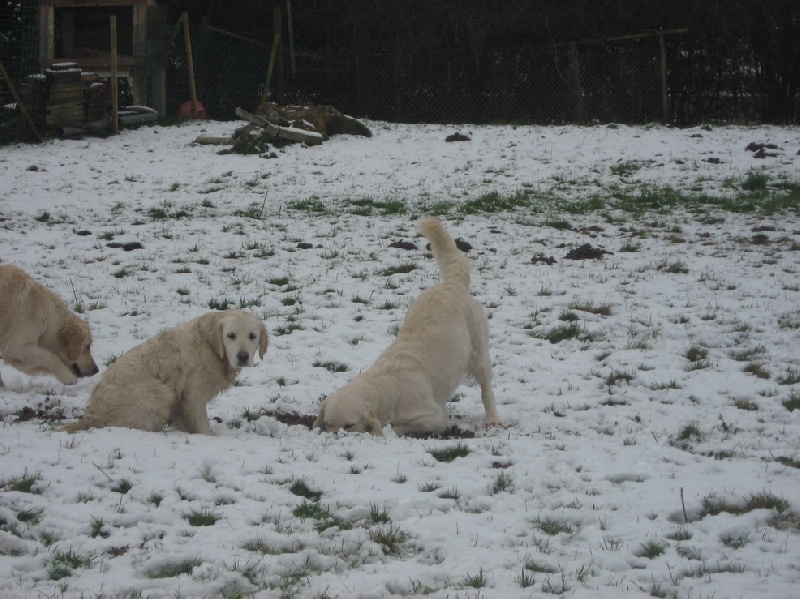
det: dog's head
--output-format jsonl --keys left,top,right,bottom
{"left": 59, "top": 317, "right": 99, "bottom": 378}
{"left": 208, "top": 310, "right": 268, "bottom": 369}
{"left": 313, "top": 393, "right": 383, "bottom": 436}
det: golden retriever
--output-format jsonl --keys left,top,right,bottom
{"left": 61, "top": 310, "right": 268, "bottom": 434}
{"left": 314, "top": 217, "right": 500, "bottom": 436}
{"left": 0, "top": 264, "right": 98, "bottom": 387}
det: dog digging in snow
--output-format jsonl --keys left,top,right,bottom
{"left": 314, "top": 217, "right": 500, "bottom": 436}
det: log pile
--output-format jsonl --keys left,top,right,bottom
{"left": 203, "top": 103, "right": 372, "bottom": 155}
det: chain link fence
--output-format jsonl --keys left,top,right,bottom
{"left": 2, "top": 2, "right": 798, "bottom": 144}
{"left": 279, "top": 43, "right": 661, "bottom": 124}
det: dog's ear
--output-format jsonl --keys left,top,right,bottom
{"left": 60, "top": 320, "right": 86, "bottom": 361}
{"left": 200, "top": 313, "right": 227, "bottom": 360}
{"left": 258, "top": 322, "right": 269, "bottom": 359}
{"left": 313, "top": 403, "right": 326, "bottom": 431}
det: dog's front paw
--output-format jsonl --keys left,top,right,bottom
{"left": 483, "top": 418, "right": 502, "bottom": 429}
{"left": 61, "top": 373, "right": 78, "bottom": 386}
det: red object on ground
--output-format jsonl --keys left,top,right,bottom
{"left": 177, "top": 101, "right": 207, "bottom": 118}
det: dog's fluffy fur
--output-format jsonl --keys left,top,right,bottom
{"left": 314, "top": 217, "right": 500, "bottom": 436}
{"left": 0, "top": 264, "right": 98, "bottom": 387}
{"left": 61, "top": 310, "right": 268, "bottom": 434}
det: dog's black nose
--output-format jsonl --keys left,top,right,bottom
{"left": 236, "top": 351, "right": 250, "bottom": 365}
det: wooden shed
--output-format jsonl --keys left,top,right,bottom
{"left": 38, "top": 0, "right": 169, "bottom": 114}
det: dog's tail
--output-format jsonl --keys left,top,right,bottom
{"left": 418, "top": 217, "right": 470, "bottom": 288}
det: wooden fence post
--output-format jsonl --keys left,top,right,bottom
{"left": 110, "top": 15, "right": 119, "bottom": 134}
{"left": 182, "top": 11, "right": 199, "bottom": 118}
{"left": 659, "top": 34, "right": 669, "bottom": 122}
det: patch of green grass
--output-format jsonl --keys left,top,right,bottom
{"left": 208, "top": 297, "right": 232, "bottom": 310}
{"left": 605, "top": 368, "right": 635, "bottom": 387}
{"left": 418, "top": 482, "right": 441, "bottom": 492}
{"left": 4, "top": 470, "right": 41, "bottom": 494}
{"left": 369, "top": 525, "right": 412, "bottom": 556}
{"left": 491, "top": 471, "right": 513, "bottom": 494}
{"left": 778, "top": 368, "right": 800, "bottom": 385}
{"left": 16, "top": 508, "right": 43, "bottom": 524}
{"left": 657, "top": 260, "right": 689, "bottom": 274}
{"left": 542, "top": 323, "right": 583, "bottom": 344}
{"left": 534, "top": 517, "right": 575, "bottom": 536}
{"left": 702, "top": 491, "right": 789, "bottom": 516}
{"left": 111, "top": 479, "right": 133, "bottom": 494}
{"left": 312, "top": 360, "right": 349, "bottom": 373}
{"left": 378, "top": 263, "right": 417, "bottom": 276}
{"left": 720, "top": 531, "right": 751, "bottom": 549}
{"left": 569, "top": 301, "right": 612, "bottom": 316}
{"left": 733, "top": 397, "right": 759, "bottom": 411}
{"left": 288, "top": 198, "right": 328, "bottom": 213}
{"left": 635, "top": 540, "right": 666, "bottom": 559}
{"left": 461, "top": 567, "right": 488, "bottom": 588}
{"left": 48, "top": 548, "right": 92, "bottom": 580}
{"left": 741, "top": 171, "right": 769, "bottom": 192}
{"left": 610, "top": 161, "right": 642, "bottom": 177}
{"left": 783, "top": 390, "right": 800, "bottom": 411}
{"left": 148, "top": 559, "right": 202, "bottom": 579}
{"left": 686, "top": 345, "right": 708, "bottom": 362}
{"left": 344, "top": 197, "right": 408, "bottom": 215}
{"left": 459, "top": 190, "right": 533, "bottom": 214}
{"left": 184, "top": 508, "right": 222, "bottom": 526}
{"left": 147, "top": 206, "right": 191, "bottom": 220}
{"left": 428, "top": 443, "right": 470, "bottom": 462}
{"left": 665, "top": 527, "right": 692, "bottom": 541}
{"left": 289, "top": 480, "right": 323, "bottom": 501}
{"left": 742, "top": 361, "right": 770, "bottom": 379}
{"left": 675, "top": 421, "right": 703, "bottom": 443}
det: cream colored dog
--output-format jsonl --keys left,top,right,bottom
{"left": 0, "top": 264, "right": 98, "bottom": 387}
{"left": 314, "top": 217, "right": 500, "bottom": 436}
{"left": 61, "top": 310, "right": 268, "bottom": 434}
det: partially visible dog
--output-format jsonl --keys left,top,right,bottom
{"left": 314, "top": 217, "right": 500, "bottom": 436}
{"left": 0, "top": 264, "right": 98, "bottom": 387}
{"left": 61, "top": 310, "right": 268, "bottom": 434}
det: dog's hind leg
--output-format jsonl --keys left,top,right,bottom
{"left": 468, "top": 306, "right": 500, "bottom": 427}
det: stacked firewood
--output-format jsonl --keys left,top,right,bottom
{"left": 23, "top": 63, "right": 107, "bottom": 132}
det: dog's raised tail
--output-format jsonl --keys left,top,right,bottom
{"left": 417, "top": 217, "right": 470, "bottom": 288}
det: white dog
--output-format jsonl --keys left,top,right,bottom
{"left": 61, "top": 310, "right": 268, "bottom": 434}
{"left": 0, "top": 264, "right": 99, "bottom": 387}
{"left": 314, "top": 217, "right": 500, "bottom": 436}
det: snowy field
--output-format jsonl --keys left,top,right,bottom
{"left": 0, "top": 119, "right": 799, "bottom": 598}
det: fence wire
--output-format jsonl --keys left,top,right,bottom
{"left": 2, "top": 4, "right": 798, "bottom": 144}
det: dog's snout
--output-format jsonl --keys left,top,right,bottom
{"left": 74, "top": 363, "right": 100, "bottom": 377}
{"left": 236, "top": 351, "right": 250, "bottom": 365}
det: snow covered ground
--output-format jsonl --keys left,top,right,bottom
{"left": 0, "top": 120, "right": 799, "bottom": 598}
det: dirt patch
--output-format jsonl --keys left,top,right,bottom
{"left": 564, "top": 243, "right": 613, "bottom": 260}
{"left": 265, "top": 410, "right": 478, "bottom": 439}
{"left": 10, "top": 405, "right": 66, "bottom": 423}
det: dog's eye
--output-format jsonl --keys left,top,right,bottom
{"left": 227, "top": 333, "right": 236, "bottom": 340}
{"left": 248, "top": 332, "right": 257, "bottom": 340}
